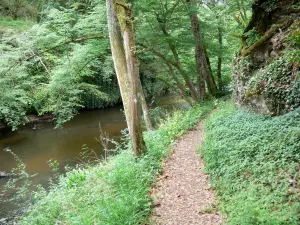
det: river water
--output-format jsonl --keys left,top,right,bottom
{"left": 0, "top": 105, "right": 126, "bottom": 219}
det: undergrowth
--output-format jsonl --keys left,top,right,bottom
{"left": 19, "top": 102, "right": 214, "bottom": 225}
{"left": 0, "top": 16, "right": 34, "bottom": 32}
{"left": 202, "top": 101, "right": 300, "bottom": 225}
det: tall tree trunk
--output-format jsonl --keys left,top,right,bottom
{"left": 114, "top": 0, "right": 147, "bottom": 156}
{"left": 186, "top": 0, "right": 217, "bottom": 96}
{"left": 114, "top": 1, "right": 153, "bottom": 132}
{"left": 106, "top": 0, "right": 146, "bottom": 157}
{"left": 106, "top": 0, "right": 130, "bottom": 127}
{"left": 114, "top": 0, "right": 153, "bottom": 133}
{"left": 217, "top": 24, "right": 223, "bottom": 89}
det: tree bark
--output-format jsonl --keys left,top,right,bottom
{"left": 217, "top": 24, "right": 223, "bottom": 89}
{"left": 106, "top": 0, "right": 146, "bottom": 157}
{"left": 113, "top": 0, "right": 147, "bottom": 156}
{"left": 115, "top": 1, "right": 153, "bottom": 132}
{"left": 106, "top": 0, "right": 130, "bottom": 127}
{"left": 186, "top": 0, "right": 217, "bottom": 97}
{"left": 138, "top": 81, "right": 153, "bottom": 131}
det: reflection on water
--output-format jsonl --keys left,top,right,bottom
{"left": 0, "top": 105, "right": 126, "bottom": 218}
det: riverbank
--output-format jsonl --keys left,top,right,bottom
{"left": 17, "top": 102, "right": 215, "bottom": 224}
{"left": 0, "top": 105, "right": 127, "bottom": 220}
{"left": 201, "top": 102, "right": 300, "bottom": 224}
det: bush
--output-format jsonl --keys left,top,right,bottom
{"left": 201, "top": 101, "right": 300, "bottom": 224}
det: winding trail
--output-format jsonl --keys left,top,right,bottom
{"left": 150, "top": 121, "right": 222, "bottom": 225}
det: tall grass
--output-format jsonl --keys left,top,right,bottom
{"left": 202, "top": 102, "right": 300, "bottom": 225}
{"left": 19, "top": 102, "right": 214, "bottom": 225}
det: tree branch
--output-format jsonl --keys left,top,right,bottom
{"left": 241, "top": 19, "right": 293, "bottom": 57}
{"left": 2, "top": 35, "right": 108, "bottom": 76}
{"left": 137, "top": 42, "right": 179, "bottom": 68}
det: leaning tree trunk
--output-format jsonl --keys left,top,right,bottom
{"left": 106, "top": 0, "right": 146, "bottom": 157}
{"left": 137, "top": 81, "right": 153, "bottom": 131}
{"left": 186, "top": 0, "right": 217, "bottom": 96}
{"left": 106, "top": 0, "right": 130, "bottom": 128}
{"left": 114, "top": 0, "right": 147, "bottom": 156}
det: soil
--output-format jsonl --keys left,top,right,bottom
{"left": 150, "top": 121, "right": 222, "bottom": 225}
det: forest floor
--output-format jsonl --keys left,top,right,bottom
{"left": 150, "top": 121, "right": 222, "bottom": 225}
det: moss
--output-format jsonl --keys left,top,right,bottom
{"left": 244, "top": 88, "right": 260, "bottom": 98}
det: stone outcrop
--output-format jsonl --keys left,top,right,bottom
{"left": 0, "top": 171, "right": 9, "bottom": 178}
{"left": 233, "top": 0, "right": 300, "bottom": 115}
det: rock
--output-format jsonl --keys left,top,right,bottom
{"left": 0, "top": 171, "right": 9, "bottom": 178}
{"left": 233, "top": 0, "right": 300, "bottom": 115}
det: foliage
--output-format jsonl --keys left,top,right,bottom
{"left": 1, "top": 148, "right": 37, "bottom": 202}
{"left": 0, "top": 0, "right": 38, "bottom": 20}
{"left": 135, "top": 0, "right": 243, "bottom": 93}
{"left": 201, "top": 101, "right": 300, "bottom": 224}
{"left": 0, "top": 16, "right": 34, "bottom": 32}
{"left": 244, "top": 55, "right": 300, "bottom": 114}
{"left": 18, "top": 102, "right": 214, "bottom": 225}
{"left": 243, "top": 28, "right": 260, "bottom": 47}
{"left": 0, "top": 2, "right": 121, "bottom": 129}
{"left": 0, "top": 0, "right": 252, "bottom": 129}
{"left": 286, "top": 22, "right": 300, "bottom": 65}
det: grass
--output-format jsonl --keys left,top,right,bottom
{"left": 19, "top": 102, "right": 215, "bottom": 225}
{"left": 201, "top": 101, "right": 300, "bottom": 225}
{"left": 0, "top": 16, "right": 34, "bottom": 32}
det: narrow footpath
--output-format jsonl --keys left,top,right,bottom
{"left": 150, "top": 121, "right": 222, "bottom": 225}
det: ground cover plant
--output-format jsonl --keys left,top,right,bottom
{"left": 202, "top": 102, "right": 300, "bottom": 224}
{"left": 19, "top": 102, "right": 214, "bottom": 225}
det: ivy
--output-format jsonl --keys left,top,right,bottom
{"left": 244, "top": 56, "right": 300, "bottom": 114}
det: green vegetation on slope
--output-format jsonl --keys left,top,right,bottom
{"left": 202, "top": 102, "right": 300, "bottom": 224}
{"left": 19, "top": 102, "right": 214, "bottom": 225}
{"left": 0, "top": 16, "right": 34, "bottom": 31}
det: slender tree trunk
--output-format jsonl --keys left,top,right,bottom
{"left": 106, "top": 0, "right": 146, "bottom": 157}
{"left": 114, "top": 0, "right": 146, "bottom": 156}
{"left": 189, "top": 9, "right": 206, "bottom": 100}
{"left": 138, "top": 81, "right": 153, "bottom": 131}
{"left": 241, "top": 0, "right": 248, "bottom": 21}
{"left": 186, "top": 0, "right": 217, "bottom": 96}
{"left": 217, "top": 24, "right": 223, "bottom": 89}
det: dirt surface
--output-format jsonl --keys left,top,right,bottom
{"left": 150, "top": 121, "right": 222, "bottom": 225}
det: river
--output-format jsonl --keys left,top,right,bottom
{"left": 0, "top": 105, "right": 126, "bottom": 219}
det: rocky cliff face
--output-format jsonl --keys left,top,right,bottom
{"left": 233, "top": 0, "right": 299, "bottom": 115}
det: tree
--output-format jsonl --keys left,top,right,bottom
{"left": 106, "top": 0, "right": 146, "bottom": 157}
{"left": 186, "top": 0, "right": 217, "bottom": 98}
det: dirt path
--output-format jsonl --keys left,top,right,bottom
{"left": 150, "top": 121, "right": 222, "bottom": 225}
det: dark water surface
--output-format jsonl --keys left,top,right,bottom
{"left": 0, "top": 106, "right": 126, "bottom": 218}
